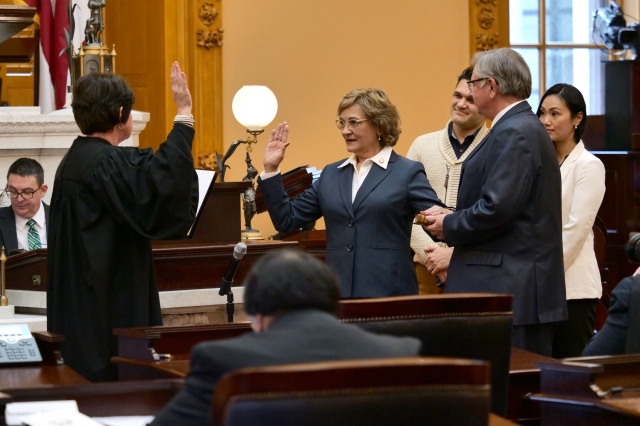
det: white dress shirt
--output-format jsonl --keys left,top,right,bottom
{"left": 491, "top": 100, "right": 526, "bottom": 127}
{"left": 15, "top": 201, "right": 47, "bottom": 250}
{"left": 260, "top": 146, "right": 393, "bottom": 203}
{"left": 336, "top": 145, "right": 393, "bottom": 202}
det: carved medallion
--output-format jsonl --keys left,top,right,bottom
{"left": 476, "top": 0, "right": 497, "bottom": 5}
{"left": 478, "top": 7, "right": 495, "bottom": 30}
{"left": 198, "top": 152, "right": 219, "bottom": 170}
{"left": 197, "top": 28, "right": 224, "bottom": 49}
{"left": 199, "top": 2, "right": 218, "bottom": 27}
{"left": 476, "top": 33, "right": 500, "bottom": 51}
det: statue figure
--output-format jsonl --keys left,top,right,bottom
{"left": 241, "top": 153, "right": 258, "bottom": 232}
{"left": 87, "top": 0, "right": 106, "bottom": 45}
{"left": 84, "top": 19, "right": 95, "bottom": 45}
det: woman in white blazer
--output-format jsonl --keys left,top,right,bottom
{"left": 537, "top": 84, "right": 606, "bottom": 358}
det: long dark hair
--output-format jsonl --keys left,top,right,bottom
{"left": 536, "top": 83, "right": 587, "bottom": 143}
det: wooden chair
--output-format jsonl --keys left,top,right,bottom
{"left": 211, "top": 357, "right": 491, "bottom": 426}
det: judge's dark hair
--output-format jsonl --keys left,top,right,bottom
{"left": 536, "top": 83, "right": 587, "bottom": 143}
{"left": 456, "top": 66, "right": 474, "bottom": 86}
{"left": 72, "top": 73, "right": 135, "bottom": 135}
{"left": 7, "top": 158, "right": 44, "bottom": 186}
{"left": 243, "top": 249, "right": 340, "bottom": 316}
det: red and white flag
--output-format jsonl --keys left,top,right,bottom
{"left": 16, "top": 0, "right": 90, "bottom": 113}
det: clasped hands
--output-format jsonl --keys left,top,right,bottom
{"left": 418, "top": 205, "right": 454, "bottom": 240}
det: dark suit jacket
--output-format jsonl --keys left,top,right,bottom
{"left": 0, "top": 203, "right": 49, "bottom": 254}
{"left": 150, "top": 309, "right": 421, "bottom": 426}
{"left": 583, "top": 276, "right": 638, "bottom": 356}
{"left": 442, "top": 102, "right": 566, "bottom": 326}
{"left": 258, "top": 151, "right": 444, "bottom": 297}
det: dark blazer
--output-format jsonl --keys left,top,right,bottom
{"left": 258, "top": 150, "right": 444, "bottom": 297}
{"left": 442, "top": 102, "right": 567, "bottom": 326}
{"left": 150, "top": 309, "right": 421, "bottom": 426}
{"left": 0, "top": 203, "right": 49, "bottom": 254}
{"left": 583, "top": 276, "right": 639, "bottom": 356}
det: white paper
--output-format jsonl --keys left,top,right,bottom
{"left": 187, "top": 169, "right": 216, "bottom": 237}
{"left": 5, "top": 400, "right": 78, "bottom": 425}
{"left": 21, "top": 411, "right": 102, "bottom": 426}
{"left": 91, "top": 416, "right": 155, "bottom": 426}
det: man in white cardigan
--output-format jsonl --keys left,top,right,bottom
{"left": 407, "top": 67, "right": 489, "bottom": 294}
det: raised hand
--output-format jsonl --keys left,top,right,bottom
{"left": 263, "top": 122, "right": 290, "bottom": 173}
{"left": 170, "top": 61, "right": 192, "bottom": 115}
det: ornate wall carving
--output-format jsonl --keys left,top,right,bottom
{"left": 469, "top": 0, "right": 508, "bottom": 58}
{"left": 197, "top": 1, "right": 224, "bottom": 49}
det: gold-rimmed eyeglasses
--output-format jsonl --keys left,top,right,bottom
{"left": 336, "top": 118, "right": 367, "bottom": 130}
{"left": 466, "top": 78, "right": 488, "bottom": 91}
{"left": 4, "top": 186, "right": 42, "bottom": 199}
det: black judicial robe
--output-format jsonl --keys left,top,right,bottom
{"left": 46, "top": 124, "right": 198, "bottom": 382}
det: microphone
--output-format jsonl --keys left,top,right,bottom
{"left": 219, "top": 242, "right": 248, "bottom": 296}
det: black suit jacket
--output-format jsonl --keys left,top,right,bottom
{"left": 0, "top": 203, "right": 49, "bottom": 254}
{"left": 151, "top": 309, "right": 421, "bottom": 426}
{"left": 442, "top": 102, "right": 567, "bottom": 326}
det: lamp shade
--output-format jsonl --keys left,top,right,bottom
{"left": 232, "top": 85, "right": 278, "bottom": 131}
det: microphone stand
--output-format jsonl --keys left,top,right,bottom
{"left": 225, "top": 287, "right": 234, "bottom": 323}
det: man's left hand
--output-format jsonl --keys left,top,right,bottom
{"left": 423, "top": 210, "right": 453, "bottom": 240}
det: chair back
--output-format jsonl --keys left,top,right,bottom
{"left": 211, "top": 357, "right": 490, "bottom": 426}
{"left": 337, "top": 293, "right": 513, "bottom": 416}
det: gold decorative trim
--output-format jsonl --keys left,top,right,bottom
{"left": 469, "top": 0, "right": 508, "bottom": 56}
{"left": 197, "top": 152, "right": 218, "bottom": 170}
{"left": 197, "top": 1, "right": 223, "bottom": 49}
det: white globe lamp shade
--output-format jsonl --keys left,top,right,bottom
{"left": 232, "top": 85, "right": 278, "bottom": 131}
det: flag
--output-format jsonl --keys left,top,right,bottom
{"left": 15, "top": 0, "right": 68, "bottom": 112}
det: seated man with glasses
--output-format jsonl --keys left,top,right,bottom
{"left": 0, "top": 158, "right": 48, "bottom": 254}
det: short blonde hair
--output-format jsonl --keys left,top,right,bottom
{"left": 337, "top": 88, "right": 401, "bottom": 147}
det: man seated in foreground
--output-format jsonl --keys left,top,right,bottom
{"left": 151, "top": 248, "right": 421, "bottom": 426}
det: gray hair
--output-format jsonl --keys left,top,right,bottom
{"left": 472, "top": 48, "right": 532, "bottom": 100}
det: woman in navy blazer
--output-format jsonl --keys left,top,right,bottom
{"left": 258, "top": 88, "right": 445, "bottom": 298}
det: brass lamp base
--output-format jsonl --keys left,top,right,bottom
{"left": 241, "top": 229, "right": 264, "bottom": 240}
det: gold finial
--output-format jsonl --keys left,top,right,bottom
{"left": 1, "top": 246, "right": 7, "bottom": 307}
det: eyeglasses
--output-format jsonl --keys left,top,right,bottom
{"left": 336, "top": 118, "right": 367, "bottom": 130}
{"left": 4, "top": 186, "right": 42, "bottom": 199}
{"left": 466, "top": 78, "right": 488, "bottom": 91}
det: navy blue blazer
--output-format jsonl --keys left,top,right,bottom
{"left": 583, "top": 276, "right": 638, "bottom": 356}
{"left": 258, "top": 150, "right": 444, "bottom": 297}
{"left": 150, "top": 309, "right": 421, "bottom": 426}
{"left": 442, "top": 102, "right": 567, "bottom": 326}
{"left": 0, "top": 203, "right": 49, "bottom": 254}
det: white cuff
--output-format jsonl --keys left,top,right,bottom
{"left": 260, "top": 169, "right": 281, "bottom": 180}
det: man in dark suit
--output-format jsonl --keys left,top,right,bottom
{"left": 151, "top": 249, "right": 421, "bottom": 426}
{"left": 424, "top": 48, "right": 566, "bottom": 356}
{"left": 0, "top": 158, "right": 49, "bottom": 254}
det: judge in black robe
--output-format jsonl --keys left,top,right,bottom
{"left": 47, "top": 62, "right": 198, "bottom": 382}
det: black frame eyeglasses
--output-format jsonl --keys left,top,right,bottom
{"left": 4, "top": 186, "right": 42, "bottom": 199}
{"left": 466, "top": 78, "right": 488, "bottom": 91}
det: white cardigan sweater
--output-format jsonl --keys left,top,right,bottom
{"left": 406, "top": 122, "right": 489, "bottom": 264}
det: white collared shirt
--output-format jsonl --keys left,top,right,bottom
{"left": 15, "top": 201, "right": 47, "bottom": 250}
{"left": 337, "top": 146, "right": 393, "bottom": 202}
{"left": 491, "top": 100, "right": 526, "bottom": 127}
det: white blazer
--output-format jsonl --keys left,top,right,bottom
{"left": 560, "top": 141, "right": 605, "bottom": 300}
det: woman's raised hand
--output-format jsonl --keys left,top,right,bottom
{"left": 170, "top": 61, "right": 192, "bottom": 115}
{"left": 263, "top": 122, "right": 290, "bottom": 173}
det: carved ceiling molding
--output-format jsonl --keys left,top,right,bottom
{"left": 470, "top": 0, "right": 507, "bottom": 55}
{"left": 197, "top": 1, "right": 224, "bottom": 50}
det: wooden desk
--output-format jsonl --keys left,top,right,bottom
{"left": 507, "top": 348, "right": 554, "bottom": 425}
{"left": 530, "top": 354, "right": 640, "bottom": 425}
{"left": 0, "top": 379, "right": 183, "bottom": 426}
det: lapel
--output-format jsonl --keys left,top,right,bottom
{"left": 0, "top": 207, "right": 18, "bottom": 251}
{"left": 461, "top": 101, "right": 532, "bottom": 174}
{"left": 338, "top": 164, "right": 355, "bottom": 219}
{"left": 560, "top": 141, "right": 585, "bottom": 183}
{"left": 352, "top": 150, "right": 395, "bottom": 213}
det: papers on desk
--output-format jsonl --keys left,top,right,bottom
{"left": 5, "top": 400, "right": 154, "bottom": 426}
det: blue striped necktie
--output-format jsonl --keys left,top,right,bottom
{"left": 26, "top": 219, "right": 41, "bottom": 250}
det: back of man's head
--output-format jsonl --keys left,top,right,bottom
{"left": 7, "top": 158, "right": 44, "bottom": 186}
{"left": 243, "top": 249, "right": 340, "bottom": 316}
{"left": 472, "top": 48, "right": 532, "bottom": 100}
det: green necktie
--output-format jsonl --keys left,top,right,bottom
{"left": 26, "top": 219, "right": 41, "bottom": 250}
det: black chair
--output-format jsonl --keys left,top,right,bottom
{"left": 337, "top": 293, "right": 513, "bottom": 416}
{"left": 211, "top": 357, "right": 491, "bottom": 426}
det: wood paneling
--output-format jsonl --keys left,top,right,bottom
{"left": 469, "top": 0, "right": 509, "bottom": 58}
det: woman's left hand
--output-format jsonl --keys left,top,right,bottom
{"left": 170, "top": 61, "right": 192, "bottom": 115}
{"left": 424, "top": 246, "right": 453, "bottom": 275}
